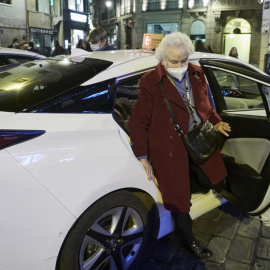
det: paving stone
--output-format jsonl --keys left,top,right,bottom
{"left": 254, "top": 259, "right": 270, "bottom": 269}
{"left": 256, "top": 237, "right": 270, "bottom": 259}
{"left": 203, "top": 261, "right": 223, "bottom": 269}
{"left": 225, "top": 260, "right": 250, "bottom": 270}
{"left": 170, "top": 256, "right": 206, "bottom": 270}
{"left": 214, "top": 213, "right": 239, "bottom": 239}
{"left": 237, "top": 216, "right": 260, "bottom": 239}
{"left": 207, "top": 236, "right": 230, "bottom": 262}
{"left": 193, "top": 218, "right": 217, "bottom": 245}
{"left": 228, "top": 236, "right": 255, "bottom": 263}
{"left": 199, "top": 207, "right": 223, "bottom": 222}
{"left": 261, "top": 225, "right": 270, "bottom": 238}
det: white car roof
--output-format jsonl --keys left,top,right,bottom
{"left": 0, "top": 47, "right": 46, "bottom": 58}
{"left": 71, "top": 49, "right": 266, "bottom": 86}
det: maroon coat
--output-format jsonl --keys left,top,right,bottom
{"left": 129, "top": 62, "right": 227, "bottom": 212}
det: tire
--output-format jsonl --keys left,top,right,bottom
{"left": 58, "top": 191, "right": 152, "bottom": 270}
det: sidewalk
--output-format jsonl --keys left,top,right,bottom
{"left": 141, "top": 203, "right": 270, "bottom": 269}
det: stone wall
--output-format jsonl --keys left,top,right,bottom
{"left": 0, "top": 2, "right": 27, "bottom": 47}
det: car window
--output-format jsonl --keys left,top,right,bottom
{"left": 211, "top": 69, "right": 266, "bottom": 115}
{"left": 114, "top": 77, "right": 141, "bottom": 132}
{"left": 32, "top": 79, "right": 115, "bottom": 113}
{"left": 0, "top": 58, "right": 113, "bottom": 112}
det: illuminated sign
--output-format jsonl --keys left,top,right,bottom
{"left": 70, "top": 12, "right": 87, "bottom": 23}
{"left": 142, "top": 33, "right": 164, "bottom": 50}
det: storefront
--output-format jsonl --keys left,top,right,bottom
{"left": 146, "top": 22, "right": 179, "bottom": 34}
{"left": 63, "top": 9, "right": 89, "bottom": 49}
{"left": 29, "top": 28, "right": 54, "bottom": 57}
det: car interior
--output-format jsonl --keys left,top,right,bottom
{"left": 114, "top": 66, "right": 270, "bottom": 215}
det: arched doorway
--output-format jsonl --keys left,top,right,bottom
{"left": 190, "top": 20, "right": 206, "bottom": 43}
{"left": 223, "top": 18, "right": 251, "bottom": 63}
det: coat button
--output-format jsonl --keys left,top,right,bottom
{"left": 169, "top": 136, "right": 174, "bottom": 140}
{"left": 169, "top": 152, "right": 173, "bottom": 157}
{"left": 169, "top": 118, "right": 173, "bottom": 124}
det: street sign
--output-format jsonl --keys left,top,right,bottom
{"left": 142, "top": 33, "right": 164, "bottom": 50}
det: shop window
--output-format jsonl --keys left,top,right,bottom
{"left": 190, "top": 20, "right": 206, "bottom": 42}
{"left": 37, "top": 0, "right": 50, "bottom": 13}
{"left": 68, "top": 0, "right": 84, "bottom": 12}
{"left": 147, "top": 23, "right": 179, "bottom": 34}
{"left": 0, "top": 0, "right": 11, "bottom": 4}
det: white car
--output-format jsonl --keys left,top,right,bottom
{"left": 0, "top": 48, "right": 45, "bottom": 70}
{"left": 1, "top": 49, "right": 270, "bottom": 270}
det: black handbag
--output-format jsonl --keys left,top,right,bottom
{"left": 160, "top": 82, "right": 224, "bottom": 164}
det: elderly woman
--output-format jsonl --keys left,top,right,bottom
{"left": 129, "top": 32, "right": 231, "bottom": 258}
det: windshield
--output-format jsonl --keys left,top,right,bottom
{"left": 0, "top": 57, "right": 113, "bottom": 112}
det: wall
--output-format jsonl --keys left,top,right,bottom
{"left": 0, "top": 1, "right": 27, "bottom": 47}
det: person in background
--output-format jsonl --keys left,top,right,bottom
{"left": 23, "top": 43, "right": 29, "bottom": 50}
{"left": 206, "top": 45, "right": 214, "bottom": 53}
{"left": 13, "top": 43, "right": 20, "bottom": 49}
{"left": 82, "top": 40, "right": 91, "bottom": 51}
{"left": 87, "top": 27, "right": 115, "bottom": 51}
{"left": 28, "top": 41, "right": 37, "bottom": 52}
{"left": 229, "top": 47, "right": 238, "bottom": 58}
{"left": 7, "top": 38, "right": 19, "bottom": 48}
{"left": 51, "top": 41, "right": 66, "bottom": 56}
{"left": 76, "top": 39, "right": 84, "bottom": 49}
{"left": 194, "top": 39, "right": 209, "bottom": 53}
{"left": 129, "top": 32, "right": 231, "bottom": 259}
{"left": 66, "top": 43, "right": 72, "bottom": 55}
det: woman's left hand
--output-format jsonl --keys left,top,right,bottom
{"left": 214, "top": 121, "right": 231, "bottom": 137}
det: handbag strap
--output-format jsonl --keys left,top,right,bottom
{"left": 160, "top": 81, "right": 184, "bottom": 136}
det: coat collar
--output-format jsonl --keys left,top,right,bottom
{"left": 153, "top": 62, "right": 203, "bottom": 84}
{"left": 154, "top": 62, "right": 204, "bottom": 109}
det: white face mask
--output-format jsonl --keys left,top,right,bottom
{"left": 166, "top": 64, "right": 188, "bottom": 81}
{"left": 90, "top": 44, "right": 100, "bottom": 51}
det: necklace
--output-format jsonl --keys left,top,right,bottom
{"left": 167, "top": 75, "right": 195, "bottom": 115}
{"left": 183, "top": 78, "right": 195, "bottom": 114}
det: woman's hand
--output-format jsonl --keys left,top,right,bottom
{"left": 214, "top": 121, "right": 231, "bottom": 137}
{"left": 139, "top": 158, "right": 154, "bottom": 181}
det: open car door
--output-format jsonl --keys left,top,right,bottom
{"left": 200, "top": 59, "right": 270, "bottom": 219}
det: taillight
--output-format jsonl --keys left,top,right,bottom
{"left": 0, "top": 130, "right": 45, "bottom": 150}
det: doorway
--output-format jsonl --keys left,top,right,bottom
{"left": 223, "top": 18, "right": 251, "bottom": 63}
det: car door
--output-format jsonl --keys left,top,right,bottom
{"left": 200, "top": 59, "right": 270, "bottom": 216}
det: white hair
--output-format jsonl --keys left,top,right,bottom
{"left": 156, "top": 32, "right": 194, "bottom": 61}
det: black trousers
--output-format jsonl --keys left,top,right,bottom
{"left": 172, "top": 162, "right": 223, "bottom": 245}
{"left": 172, "top": 211, "right": 193, "bottom": 245}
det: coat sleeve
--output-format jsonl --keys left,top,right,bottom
{"left": 128, "top": 72, "right": 155, "bottom": 157}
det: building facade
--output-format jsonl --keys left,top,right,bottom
{"left": 0, "top": 0, "right": 27, "bottom": 48}
{"left": 93, "top": 0, "right": 268, "bottom": 70}
{"left": 0, "top": 0, "right": 92, "bottom": 56}
{"left": 27, "top": 0, "right": 62, "bottom": 56}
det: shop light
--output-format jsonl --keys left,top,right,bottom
{"left": 188, "top": 0, "right": 194, "bottom": 9}
{"left": 203, "top": 0, "right": 209, "bottom": 7}
{"left": 106, "top": 1, "right": 112, "bottom": 7}
{"left": 70, "top": 12, "right": 87, "bottom": 22}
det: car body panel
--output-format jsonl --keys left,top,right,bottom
{"left": 0, "top": 150, "right": 76, "bottom": 269}
{"left": 1, "top": 50, "right": 270, "bottom": 270}
{"left": 0, "top": 48, "right": 46, "bottom": 58}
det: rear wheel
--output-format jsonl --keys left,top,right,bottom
{"left": 58, "top": 191, "right": 152, "bottom": 270}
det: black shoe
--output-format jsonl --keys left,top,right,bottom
{"left": 188, "top": 240, "right": 213, "bottom": 258}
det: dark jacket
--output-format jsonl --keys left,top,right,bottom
{"left": 129, "top": 62, "right": 227, "bottom": 212}
{"left": 51, "top": 45, "right": 66, "bottom": 56}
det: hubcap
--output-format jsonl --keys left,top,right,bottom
{"left": 79, "top": 206, "right": 144, "bottom": 270}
